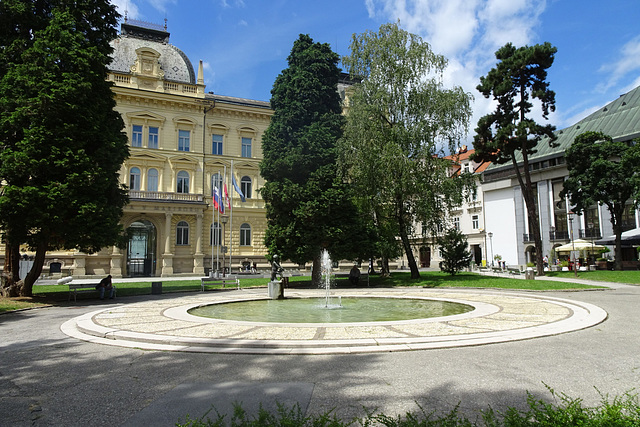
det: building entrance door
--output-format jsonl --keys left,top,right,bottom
{"left": 127, "top": 220, "right": 156, "bottom": 277}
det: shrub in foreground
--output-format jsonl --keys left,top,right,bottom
{"left": 176, "top": 388, "right": 640, "bottom": 426}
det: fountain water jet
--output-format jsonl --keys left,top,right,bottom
{"left": 320, "top": 249, "right": 341, "bottom": 308}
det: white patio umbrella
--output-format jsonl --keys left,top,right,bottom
{"left": 554, "top": 239, "right": 606, "bottom": 253}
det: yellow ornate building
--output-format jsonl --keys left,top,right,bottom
{"left": 45, "top": 19, "right": 273, "bottom": 278}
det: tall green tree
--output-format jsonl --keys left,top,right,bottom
{"left": 561, "top": 131, "right": 640, "bottom": 270}
{"left": 472, "top": 42, "right": 557, "bottom": 276}
{"left": 260, "top": 34, "right": 371, "bottom": 285}
{"left": 0, "top": 0, "right": 129, "bottom": 297}
{"left": 340, "top": 22, "right": 473, "bottom": 279}
{"left": 437, "top": 228, "right": 472, "bottom": 275}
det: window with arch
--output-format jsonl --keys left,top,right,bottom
{"left": 178, "top": 129, "right": 190, "bottom": 151}
{"left": 240, "top": 223, "right": 251, "bottom": 246}
{"left": 177, "top": 171, "right": 190, "bottom": 193}
{"left": 147, "top": 168, "right": 158, "bottom": 192}
{"left": 129, "top": 167, "right": 141, "bottom": 190}
{"left": 211, "top": 172, "right": 223, "bottom": 195}
{"left": 210, "top": 222, "right": 221, "bottom": 246}
{"left": 240, "top": 176, "right": 252, "bottom": 199}
{"left": 176, "top": 221, "right": 189, "bottom": 245}
{"left": 241, "top": 137, "right": 252, "bottom": 158}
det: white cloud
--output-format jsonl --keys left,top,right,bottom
{"left": 110, "top": 0, "right": 140, "bottom": 19}
{"left": 597, "top": 35, "right": 640, "bottom": 93}
{"left": 363, "top": 0, "right": 548, "bottom": 143}
{"left": 146, "top": 0, "right": 177, "bottom": 13}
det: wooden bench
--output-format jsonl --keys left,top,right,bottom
{"left": 201, "top": 277, "right": 240, "bottom": 291}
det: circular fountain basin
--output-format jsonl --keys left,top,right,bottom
{"left": 188, "top": 297, "right": 474, "bottom": 323}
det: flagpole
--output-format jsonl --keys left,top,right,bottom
{"left": 210, "top": 174, "right": 215, "bottom": 277}
{"left": 229, "top": 161, "right": 233, "bottom": 275}
{"left": 215, "top": 186, "right": 220, "bottom": 278}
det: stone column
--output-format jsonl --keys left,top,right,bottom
{"left": 110, "top": 246, "right": 123, "bottom": 278}
{"left": 162, "top": 212, "right": 174, "bottom": 276}
{"left": 193, "top": 212, "right": 205, "bottom": 275}
{"left": 72, "top": 252, "right": 86, "bottom": 277}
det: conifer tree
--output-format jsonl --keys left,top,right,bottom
{"left": 0, "top": 0, "right": 129, "bottom": 296}
{"left": 260, "top": 34, "right": 371, "bottom": 285}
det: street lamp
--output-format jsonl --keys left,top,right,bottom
{"left": 588, "top": 222, "right": 594, "bottom": 267}
{"left": 220, "top": 215, "right": 228, "bottom": 277}
{"left": 568, "top": 211, "right": 577, "bottom": 278}
{"left": 488, "top": 232, "right": 494, "bottom": 267}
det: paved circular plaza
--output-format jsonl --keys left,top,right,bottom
{"left": 61, "top": 287, "right": 607, "bottom": 354}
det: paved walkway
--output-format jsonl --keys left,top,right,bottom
{"left": 61, "top": 287, "right": 607, "bottom": 354}
{"left": 2, "top": 276, "right": 639, "bottom": 426}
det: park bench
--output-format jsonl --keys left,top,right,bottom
{"left": 68, "top": 282, "right": 108, "bottom": 302}
{"left": 201, "top": 277, "right": 240, "bottom": 291}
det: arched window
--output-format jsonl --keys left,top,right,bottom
{"left": 240, "top": 223, "right": 251, "bottom": 246}
{"left": 176, "top": 221, "right": 189, "bottom": 245}
{"left": 211, "top": 172, "right": 223, "bottom": 195}
{"left": 177, "top": 171, "right": 189, "bottom": 193}
{"left": 241, "top": 176, "right": 252, "bottom": 199}
{"left": 129, "top": 167, "right": 141, "bottom": 190}
{"left": 210, "top": 222, "right": 221, "bottom": 246}
{"left": 147, "top": 168, "right": 158, "bottom": 192}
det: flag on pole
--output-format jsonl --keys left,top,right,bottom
{"left": 232, "top": 175, "right": 246, "bottom": 202}
{"left": 213, "top": 187, "right": 224, "bottom": 214}
{"left": 223, "top": 182, "right": 231, "bottom": 209}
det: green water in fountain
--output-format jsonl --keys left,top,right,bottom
{"left": 188, "top": 297, "right": 473, "bottom": 323}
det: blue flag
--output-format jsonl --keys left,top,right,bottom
{"left": 232, "top": 175, "right": 246, "bottom": 202}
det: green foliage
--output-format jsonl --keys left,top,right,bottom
{"left": 437, "top": 229, "right": 473, "bottom": 275}
{"left": 175, "top": 389, "right": 640, "bottom": 426}
{"left": 472, "top": 42, "right": 557, "bottom": 276}
{"left": 561, "top": 131, "right": 640, "bottom": 270}
{"left": 0, "top": 1, "right": 129, "bottom": 295}
{"left": 259, "top": 34, "right": 371, "bottom": 266}
{"left": 340, "top": 22, "right": 473, "bottom": 279}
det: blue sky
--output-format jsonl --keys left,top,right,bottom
{"left": 112, "top": 0, "right": 640, "bottom": 143}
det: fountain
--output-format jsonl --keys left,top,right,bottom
{"left": 188, "top": 248, "right": 473, "bottom": 323}
{"left": 320, "top": 249, "right": 341, "bottom": 308}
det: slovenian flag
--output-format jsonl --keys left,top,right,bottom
{"left": 232, "top": 175, "right": 246, "bottom": 202}
{"left": 213, "top": 187, "right": 224, "bottom": 214}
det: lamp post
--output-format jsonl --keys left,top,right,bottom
{"left": 588, "top": 222, "right": 594, "bottom": 267}
{"left": 220, "top": 215, "right": 228, "bottom": 277}
{"left": 568, "top": 211, "right": 577, "bottom": 278}
{"left": 488, "top": 232, "right": 494, "bottom": 267}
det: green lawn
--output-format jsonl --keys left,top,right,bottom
{"left": 545, "top": 269, "right": 640, "bottom": 284}
{"left": 0, "top": 270, "right": 609, "bottom": 313}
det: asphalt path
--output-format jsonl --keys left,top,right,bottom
{"left": 1, "top": 280, "right": 639, "bottom": 426}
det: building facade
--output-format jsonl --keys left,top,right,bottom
{"left": 482, "top": 85, "right": 640, "bottom": 268}
{"left": 41, "top": 20, "right": 273, "bottom": 278}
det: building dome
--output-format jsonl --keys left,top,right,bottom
{"left": 109, "top": 20, "right": 195, "bottom": 84}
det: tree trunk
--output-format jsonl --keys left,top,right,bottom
{"left": 611, "top": 205, "right": 624, "bottom": 271}
{"left": 21, "top": 241, "right": 48, "bottom": 297}
{"left": 512, "top": 153, "right": 545, "bottom": 276}
{"left": 311, "top": 252, "right": 322, "bottom": 288}
{"left": 380, "top": 256, "right": 390, "bottom": 276}
{"left": 1, "top": 241, "right": 22, "bottom": 297}
{"left": 397, "top": 204, "right": 420, "bottom": 279}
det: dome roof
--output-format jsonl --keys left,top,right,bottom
{"left": 109, "top": 21, "right": 195, "bottom": 84}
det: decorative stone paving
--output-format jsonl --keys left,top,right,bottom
{"left": 61, "top": 288, "right": 607, "bottom": 354}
